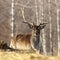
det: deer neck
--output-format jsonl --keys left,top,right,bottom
{"left": 30, "top": 29, "right": 40, "bottom": 51}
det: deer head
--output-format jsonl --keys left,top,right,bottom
{"left": 23, "top": 21, "right": 48, "bottom": 36}
{"left": 23, "top": 21, "right": 48, "bottom": 52}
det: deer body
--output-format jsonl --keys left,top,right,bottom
{"left": 10, "top": 22, "right": 47, "bottom": 52}
{"left": 10, "top": 34, "right": 31, "bottom": 50}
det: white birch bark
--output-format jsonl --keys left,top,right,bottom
{"left": 41, "top": 0, "right": 47, "bottom": 55}
{"left": 11, "top": 0, "right": 15, "bottom": 37}
{"left": 38, "top": 0, "right": 42, "bottom": 23}
{"left": 35, "top": 0, "right": 39, "bottom": 25}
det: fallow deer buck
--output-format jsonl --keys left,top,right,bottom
{"left": 10, "top": 21, "right": 47, "bottom": 53}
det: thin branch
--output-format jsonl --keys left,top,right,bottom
{"left": 15, "top": 2, "right": 42, "bottom": 9}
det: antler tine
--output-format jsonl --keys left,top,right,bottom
{"left": 23, "top": 20, "right": 33, "bottom": 26}
{"left": 39, "top": 22, "right": 49, "bottom": 25}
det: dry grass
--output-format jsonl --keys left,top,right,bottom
{"left": 0, "top": 50, "right": 60, "bottom": 60}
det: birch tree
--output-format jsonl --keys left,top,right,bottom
{"left": 35, "top": 0, "right": 39, "bottom": 25}
{"left": 11, "top": 0, "right": 15, "bottom": 38}
{"left": 48, "top": 0, "right": 53, "bottom": 55}
{"left": 55, "top": 0, "right": 60, "bottom": 55}
{"left": 41, "top": 0, "right": 47, "bottom": 55}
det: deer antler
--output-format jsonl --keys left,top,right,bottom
{"left": 23, "top": 20, "right": 33, "bottom": 26}
{"left": 39, "top": 22, "right": 49, "bottom": 25}
{"left": 21, "top": 7, "right": 34, "bottom": 26}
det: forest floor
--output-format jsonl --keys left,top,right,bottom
{"left": 0, "top": 50, "right": 60, "bottom": 60}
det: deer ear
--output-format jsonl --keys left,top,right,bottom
{"left": 39, "top": 24, "right": 46, "bottom": 29}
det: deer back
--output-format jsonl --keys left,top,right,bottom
{"left": 10, "top": 34, "right": 31, "bottom": 50}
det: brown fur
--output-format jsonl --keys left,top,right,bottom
{"left": 10, "top": 22, "right": 46, "bottom": 52}
{"left": 10, "top": 34, "right": 32, "bottom": 50}
{"left": 16, "top": 34, "right": 31, "bottom": 46}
